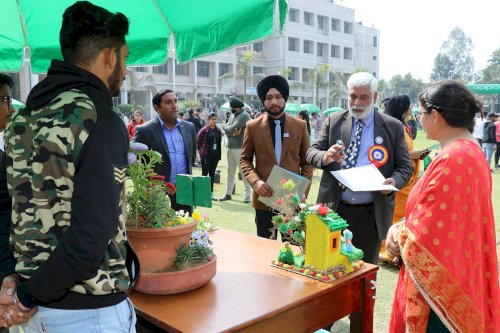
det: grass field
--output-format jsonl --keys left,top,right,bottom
{"left": 192, "top": 128, "right": 499, "bottom": 332}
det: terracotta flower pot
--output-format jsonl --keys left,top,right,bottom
{"left": 127, "top": 221, "right": 198, "bottom": 273}
{"left": 133, "top": 255, "right": 217, "bottom": 295}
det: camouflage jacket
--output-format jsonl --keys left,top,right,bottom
{"left": 2, "top": 62, "right": 133, "bottom": 309}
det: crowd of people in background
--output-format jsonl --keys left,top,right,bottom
{"left": 0, "top": 5, "right": 498, "bottom": 329}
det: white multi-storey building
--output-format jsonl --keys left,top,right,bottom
{"left": 16, "top": 0, "right": 379, "bottom": 119}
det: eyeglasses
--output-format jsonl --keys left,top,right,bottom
{"left": 0, "top": 96, "right": 12, "bottom": 105}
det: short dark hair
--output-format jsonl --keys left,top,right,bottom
{"left": 0, "top": 73, "right": 13, "bottom": 88}
{"left": 152, "top": 89, "right": 174, "bottom": 106}
{"left": 188, "top": 109, "right": 194, "bottom": 116}
{"left": 207, "top": 112, "right": 217, "bottom": 119}
{"left": 311, "top": 112, "right": 317, "bottom": 116}
{"left": 60, "top": 1, "right": 129, "bottom": 66}
{"left": 419, "top": 80, "right": 482, "bottom": 132}
{"left": 133, "top": 110, "right": 142, "bottom": 115}
{"left": 384, "top": 95, "right": 410, "bottom": 124}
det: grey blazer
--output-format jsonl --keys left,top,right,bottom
{"left": 306, "top": 110, "right": 413, "bottom": 240}
{"left": 132, "top": 117, "right": 197, "bottom": 180}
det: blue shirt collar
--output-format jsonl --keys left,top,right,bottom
{"left": 158, "top": 116, "right": 180, "bottom": 129}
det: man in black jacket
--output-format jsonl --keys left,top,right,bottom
{"left": 0, "top": 2, "right": 138, "bottom": 331}
{"left": 482, "top": 112, "right": 497, "bottom": 169}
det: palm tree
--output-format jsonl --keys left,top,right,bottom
{"left": 218, "top": 49, "right": 264, "bottom": 103}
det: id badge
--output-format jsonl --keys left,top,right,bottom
{"left": 213, "top": 144, "right": 217, "bottom": 150}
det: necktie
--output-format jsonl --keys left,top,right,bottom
{"left": 342, "top": 120, "right": 364, "bottom": 169}
{"left": 274, "top": 120, "right": 282, "bottom": 165}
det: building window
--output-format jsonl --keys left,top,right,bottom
{"left": 253, "top": 66, "right": 264, "bottom": 75}
{"left": 288, "top": 67, "right": 299, "bottom": 81}
{"left": 317, "top": 43, "right": 324, "bottom": 57}
{"left": 130, "top": 66, "right": 147, "bottom": 73}
{"left": 303, "top": 40, "right": 313, "bottom": 54}
{"left": 175, "top": 63, "right": 190, "bottom": 76}
{"left": 197, "top": 61, "right": 209, "bottom": 77}
{"left": 330, "top": 45, "right": 340, "bottom": 58}
{"left": 219, "top": 63, "right": 231, "bottom": 77}
{"left": 304, "top": 12, "right": 313, "bottom": 26}
{"left": 373, "top": 72, "right": 377, "bottom": 78}
{"left": 152, "top": 62, "right": 168, "bottom": 75}
{"left": 302, "top": 68, "right": 310, "bottom": 81}
{"left": 331, "top": 18, "right": 340, "bottom": 31}
{"left": 343, "top": 47, "right": 353, "bottom": 60}
{"left": 317, "top": 15, "right": 324, "bottom": 30}
{"left": 373, "top": 55, "right": 377, "bottom": 61}
{"left": 253, "top": 42, "right": 263, "bottom": 52}
{"left": 288, "top": 8, "right": 299, "bottom": 23}
{"left": 288, "top": 37, "right": 299, "bottom": 52}
{"left": 373, "top": 36, "right": 378, "bottom": 47}
{"left": 344, "top": 21, "right": 353, "bottom": 34}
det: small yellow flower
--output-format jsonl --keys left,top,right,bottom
{"left": 192, "top": 211, "right": 201, "bottom": 221}
{"left": 179, "top": 217, "right": 187, "bottom": 224}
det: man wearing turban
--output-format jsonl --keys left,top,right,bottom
{"left": 240, "top": 75, "right": 314, "bottom": 239}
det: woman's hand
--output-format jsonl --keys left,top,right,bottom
{"left": 385, "top": 221, "right": 404, "bottom": 258}
{"left": 409, "top": 150, "right": 424, "bottom": 160}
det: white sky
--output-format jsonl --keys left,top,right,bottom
{"left": 339, "top": 0, "right": 499, "bottom": 82}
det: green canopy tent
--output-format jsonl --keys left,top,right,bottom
{"left": 466, "top": 84, "right": 500, "bottom": 94}
{"left": 219, "top": 101, "right": 252, "bottom": 113}
{"left": 299, "top": 103, "right": 320, "bottom": 114}
{"left": 0, "top": 0, "right": 288, "bottom": 73}
{"left": 323, "top": 107, "right": 343, "bottom": 116}
{"left": 284, "top": 103, "right": 302, "bottom": 115}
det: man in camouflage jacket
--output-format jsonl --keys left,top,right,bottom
{"left": 0, "top": 2, "right": 138, "bottom": 331}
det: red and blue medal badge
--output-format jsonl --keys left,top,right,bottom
{"left": 368, "top": 145, "right": 388, "bottom": 168}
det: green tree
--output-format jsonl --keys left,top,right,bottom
{"left": 179, "top": 99, "right": 202, "bottom": 113}
{"left": 478, "top": 47, "right": 500, "bottom": 83}
{"left": 218, "top": 49, "right": 263, "bottom": 103}
{"left": 386, "top": 73, "right": 425, "bottom": 105}
{"left": 430, "top": 27, "right": 475, "bottom": 82}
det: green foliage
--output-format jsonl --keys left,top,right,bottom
{"left": 478, "top": 48, "right": 500, "bottom": 83}
{"left": 218, "top": 49, "right": 263, "bottom": 103}
{"left": 126, "top": 145, "right": 178, "bottom": 228}
{"left": 278, "top": 243, "right": 295, "bottom": 265}
{"left": 116, "top": 104, "right": 133, "bottom": 115}
{"left": 430, "top": 27, "right": 476, "bottom": 82}
{"left": 387, "top": 74, "right": 426, "bottom": 105}
{"left": 179, "top": 99, "right": 202, "bottom": 112}
{"left": 172, "top": 243, "right": 214, "bottom": 271}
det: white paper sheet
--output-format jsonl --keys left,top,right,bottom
{"left": 331, "top": 164, "right": 399, "bottom": 192}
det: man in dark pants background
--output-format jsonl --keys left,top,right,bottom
{"left": 132, "top": 89, "right": 197, "bottom": 213}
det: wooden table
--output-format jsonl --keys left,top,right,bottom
{"left": 130, "top": 229, "right": 378, "bottom": 333}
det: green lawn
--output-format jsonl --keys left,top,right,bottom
{"left": 192, "top": 128, "right": 499, "bottom": 333}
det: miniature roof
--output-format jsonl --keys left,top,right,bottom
{"left": 313, "top": 210, "right": 349, "bottom": 232}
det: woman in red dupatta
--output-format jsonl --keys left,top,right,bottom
{"left": 386, "top": 81, "right": 500, "bottom": 332}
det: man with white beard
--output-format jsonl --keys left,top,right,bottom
{"left": 306, "top": 72, "right": 412, "bottom": 265}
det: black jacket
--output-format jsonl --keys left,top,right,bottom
{"left": 483, "top": 121, "right": 496, "bottom": 143}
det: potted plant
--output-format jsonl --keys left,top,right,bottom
{"left": 126, "top": 143, "right": 216, "bottom": 294}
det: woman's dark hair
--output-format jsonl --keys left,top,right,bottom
{"left": 298, "top": 110, "right": 311, "bottom": 134}
{"left": 384, "top": 95, "right": 410, "bottom": 124}
{"left": 134, "top": 110, "right": 142, "bottom": 116}
{"left": 60, "top": 1, "right": 129, "bottom": 66}
{"left": 419, "top": 80, "right": 482, "bottom": 133}
{"left": 207, "top": 112, "right": 217, "bottom": 119}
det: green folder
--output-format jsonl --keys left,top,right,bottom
{"left": 176, "top": 175, "right": 212, "bottom": 208}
